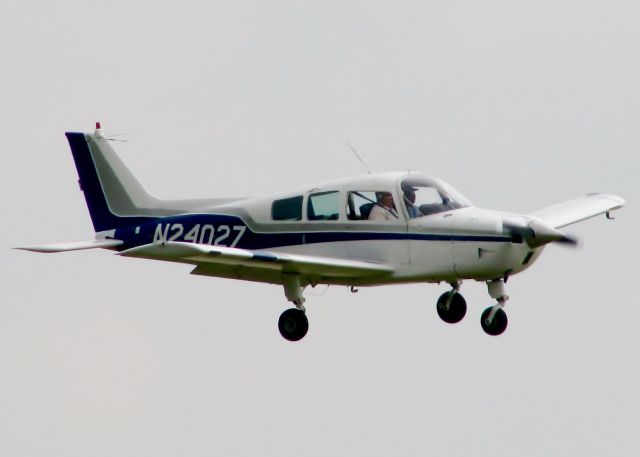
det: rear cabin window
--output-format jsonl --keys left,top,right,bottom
{"left": 307, "top": 191, "right": 340, "bottom": 220}
{"left": 272, "top": 196, "right": 303, "bottom": 221}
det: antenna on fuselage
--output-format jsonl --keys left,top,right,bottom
{"left": 347, "top": 142, "right": 372, "bottom": 175}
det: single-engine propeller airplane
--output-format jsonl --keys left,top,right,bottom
{"left": 18, "top": 123, "right": 625, "bottom": 340}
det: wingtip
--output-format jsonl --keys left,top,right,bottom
{"left": 586, "top": 193, "right": 626, "bottom": 207}
{"left": 13, "top": 246, "right": 58, "bottom": 253}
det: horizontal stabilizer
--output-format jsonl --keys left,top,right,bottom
{"left": 119, "top": 242, "right": 394, "bottom": 279}
{"left": 529, "top": 194, "right": 625, "bottom": 229}
{"left": 15, "top": 239, "right": 123, "bottom": 253}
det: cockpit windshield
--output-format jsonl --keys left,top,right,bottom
{"left": 400, "top": 177, "right": 471, "bottom": 218}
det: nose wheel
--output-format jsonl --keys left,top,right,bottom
{"left": 480, "top": 306, "right": 508, "bottom": 335}
{"left": 481, "top": 279, "right": 509, "bottom": 336}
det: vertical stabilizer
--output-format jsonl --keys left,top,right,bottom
{"left": 65, "top": 124, "right": 237, "bottom": 232}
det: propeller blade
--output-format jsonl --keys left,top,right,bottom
{"left": 503, "top": 219, "right": 577, "bottom": 248}
{"left": 555, "top": 235, "right": 579, "bottom": 247}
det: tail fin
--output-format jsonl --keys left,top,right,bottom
{"left": 66, "top": 124, "right": 235, "bottom": 232}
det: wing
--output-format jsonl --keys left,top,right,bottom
{"left": 119, "top": 241, "right": 394, "bottom": 285}
{"left": 15, "top": 239, "right": 123, "bottom": 253}
{"left": 528, "top": 193, "right": 625, "bottom": 229}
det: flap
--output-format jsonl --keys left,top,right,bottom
{"left": 119, "top": 241, "right": 394, "bottom": 278}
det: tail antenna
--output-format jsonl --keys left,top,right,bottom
{"left": 94, "top": 122, "right": 130, "bottom": 142}
{"left": 347, "top": 142, "right": 371, "bottom": 174}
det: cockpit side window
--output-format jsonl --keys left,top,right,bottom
{"left": 401, "top": 178, "right": 469, "bottom": 218}
{"left": 272, "top": 196, "right": 303, "bottom": 221}
{"left": 347, "top": 191, "right": 399, "bottom": 221}
{"left": 307, "top": 191, "right": 340, "bottom": 220}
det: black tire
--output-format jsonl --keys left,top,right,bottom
{"left": 436, "top": 292, "right": 467, "bottom": 324}
{"left": 278, "top": 308, "right": 309, "bottom": 341}
{"left": 480, "top": 307, "right": 508, "bottom": 336}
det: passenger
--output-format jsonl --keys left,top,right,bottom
{"left": 369, "top": 192, "right": 398, "bottom": 221}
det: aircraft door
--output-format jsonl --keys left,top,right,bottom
{"left": 344, "top": 190, "right": 410, "bottom": 265}
{"left": 401, "top": 178, "right": 464, "bottom": 279}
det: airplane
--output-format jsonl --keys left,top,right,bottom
{"left": 17, "top": 123, "right": 625, "bottom": 340}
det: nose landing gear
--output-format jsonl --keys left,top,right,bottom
{"left": 480, "top": 306, "right": 508, "bottom": 336}
{"left": 480, "top": 279, "right": 509, "bottom": 336}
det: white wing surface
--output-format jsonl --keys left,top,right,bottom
{"left": 529, "top": 194, "right": 625, "bottom": 229}
{"left": 119, "top": 241, "right": 394, "bottom": 284}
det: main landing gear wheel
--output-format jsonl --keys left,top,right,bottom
{"left": 480, "top": 307, "right": 508, "bottom": 336}
{"left": 278, "top": 308, "right": 309, "bottom": 342}
{"left": 436, "top": 292, "right": 467, "bottom": 324}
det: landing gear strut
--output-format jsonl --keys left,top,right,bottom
{"left": 436, "top": 283, "right": 467, "bottom": 324}
{"left": 480, "top": 279, "right": 509, "bottom": 336}
{"left": 278, "top": 273, "right": 309, "bottom": 341}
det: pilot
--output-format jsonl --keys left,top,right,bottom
{"left": 369, "top": 192, "right": 398, "bottom": 221}
{"left": 403, "top": 188, "right": 421, "bottom": 218}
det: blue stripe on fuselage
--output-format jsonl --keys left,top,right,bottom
{"left": 113, "top": 213, "right": 512, "bottom": 251}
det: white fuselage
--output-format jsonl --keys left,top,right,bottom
{"left": 261, "top": 206, "right": 541, "bottom": 286}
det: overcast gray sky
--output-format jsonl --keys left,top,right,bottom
{"left": 1, "top": 1, "right": 638, "bottom": 456}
